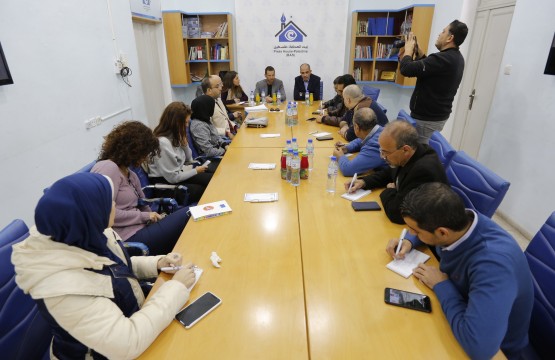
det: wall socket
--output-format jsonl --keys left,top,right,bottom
{"left": 114, "top": 53, "right": 128, "bottom": 74}
{"left": 85, "top": 116, "right": 103, "bottom": 129}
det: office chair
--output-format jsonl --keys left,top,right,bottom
{"left": 397, "top": 109, "right": 417, "bottom": 127}
{"left": 320, "top": 80, "right": 323, "bottom": 101}
{"left": 0, "top": 219, "right": 51, "bottom": 359}
{"left": 523, "top": 212, "right": 555, "bottom": 359}
{"left": 362, "top": 85, "right": 380, "bottom": 102}
{"left": 445, "top": 151, "right": 510, "bottom": 218}
{"left": 129, "top": 165, "right": 188, "bottom": 210}
{"left": 428, "top": 131, "right": 456, "bottom": 167}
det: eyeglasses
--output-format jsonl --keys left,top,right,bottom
{"left": 379, "top": 145, "right": 404, "bottom": 158}
{"left": 269, "top": 108, "right": 281, "bottom": 112}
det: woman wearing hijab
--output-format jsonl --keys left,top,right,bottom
{"left": 11, "top": 172, "right": 196, "bottom": 359}
{"left": 189, "top": 95, "right": 229, "bottom": 158}
{"left": 148, "top": 102, "right": 213, "bottom": 203}
{"left": 91, "top": 121, "right": 189, "bottom": 255}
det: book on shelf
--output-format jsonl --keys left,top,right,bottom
{"left": 355, "top": 45, "right": 372, "bottom": 59}
{"left": 215, "top": 22, "right": 228, "bottom": 37}
{"left": 357, "top": 20, "right": 367, "bottom": 35}
{"left": 353, "top": 67, "right": 362, "bottom": 82}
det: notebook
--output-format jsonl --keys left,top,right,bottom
{"left": 341, "top": 189, "right": 372, "bottom": 201}
{"left": 386, "top": 249, "right": 430, "bottom": 278}
{"left": 188, "top": 200, "right": 232, "bottom": 221}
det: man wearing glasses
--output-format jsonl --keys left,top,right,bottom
{"left": 202, "top": 75, "right": 240, "bottom": 140}
{"left": 345, "top": 119, "right": 447, "bottom": 224}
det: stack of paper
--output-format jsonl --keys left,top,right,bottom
{"left": 188, "top": 200, "right": 232, "bottom": 221}
{"left": 386, "top": 250, "right": 430, "bottom": 278}
{"left": 244, "top": 104, "right": 269, "bottom": 112}
{"left": 244, "top": 193, "right": 279, "bottom": 202}
{"left": 341, "top": 189, "right": 372, "bottom": 201}
{"left": 248, "top": 163, "right": 276, "bottom": 170}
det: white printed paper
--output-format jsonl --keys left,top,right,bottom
{"left": 248, "top": 163, "right": 276, "bottom": 170}
{"left": 260, "top": 133, "right": 281, "bottom": 138}
{"left": 244, "top": 193, "right": 279, "bottom": 202}
{"left": 341, "top": 189, "right": 372, "bottom": 201}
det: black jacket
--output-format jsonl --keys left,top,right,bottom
{"left": 293, "top": 73, "right": 321, "bottom": 101}
{"left": 361, "top": 144, "right": 448, "bottom": 224}
{"left": 400, "top": 48, "right": 464, "bottom": 121}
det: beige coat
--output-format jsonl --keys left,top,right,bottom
{"left": 211, "top": 98, "right": 233, "bottom": 136}
{"left": 11, "top": 227, "right": 190, "bottom": 360}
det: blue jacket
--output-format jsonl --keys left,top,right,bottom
{"left": 338, "top": 125, "right": 385, "bottom": 176}
{"left": 409, "top": 212, "right": 534, "bottom": 359}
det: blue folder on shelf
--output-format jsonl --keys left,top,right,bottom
{"left": 387, "top": 19, "right": 394, "bottom": 35}
{"left": 375, "top": 18, "right": 387, "bottom": 35}
{"left": 367, "top": 18, "right": 376, "bottom": 35}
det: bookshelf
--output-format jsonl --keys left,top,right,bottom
{"left": 349, "top": 5, "right": 434, "bottom": 87}
{"left": 162, "top": 12, "right": 234, "bottom": 87}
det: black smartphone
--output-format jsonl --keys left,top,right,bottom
{"left": 384, "top": 288, "right": 431, "bottom": 313}
{"left": 352, "top": 201, "right": 381, "bottom": 211}
{"left": 175, "top": 292, "right": 222, "bottom": 328}
{"left": 311, "top": 111, "right": 322, "bottom": 115}
{"left": 306, "top": 117, "right": 316, "bottom": 121}
{"left": 316, "top": 135, "right": 333, "bottom": 141}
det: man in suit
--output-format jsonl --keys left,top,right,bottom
{"left": 345, "top": 119, "right": 447, "bottom": 223}
{"left": 254, "top": 66, "right": 286, "bottom": 103}
{"left": 293, "top": 63, "right": 321, "bottom": 101}
{"left": 202, "top": 75, "right": 239, "bottom": 139}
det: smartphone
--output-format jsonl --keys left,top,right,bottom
{"left": 175, "top": 292, "right": 222, "bottom": 328}
{"left": 316, "top": 135, "right": 333, "bottom": 141}
{"left": 202, "top": 160, "right": 211, "bottom": 167}
{"left": 306, "top": 117, "right": 316, "bottom": 121}
{"left": 352, "top": 201, "right": 381, "bottom": 211}
{"left": 311, "top": 110, "right": 322, "bottom": 115}
{"left": 384, "top": 288, "right": 431, "bottom": 313}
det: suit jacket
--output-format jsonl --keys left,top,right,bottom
{"left": 293, "top": 73, "right": 321, "bottom": 101}
{"left": 211, "top": 98, "right": 235, "bottom": 136}
{"left": 254, "top": 79, "right": 286, "bottom": 101}
{"left": 361, "top": 144, "right": 448, "bottom": 224}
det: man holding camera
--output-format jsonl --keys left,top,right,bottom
{"left": 399, "top": 20, "right": 468, "bottom": 144}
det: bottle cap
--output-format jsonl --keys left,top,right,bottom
{"left": 330, "top": 156, "right": 337, "bottom": 161}
{"left": 308, "top": 139, "right": 313, "bottom": 143}
{"left": 292, "top": 138, "right": 297, "bottom": 142}
{"left": 293, "top": 150, "right": 298, "bottom": 155}
{"left": 286, "top": 140, "right": 291, "bottom": 144}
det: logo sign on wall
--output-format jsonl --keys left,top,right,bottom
{"left": 130, "top": 0, "right": 161, "bottom": 22}
{"left": 274, "top": 13, "right": 308, "bottom": 57}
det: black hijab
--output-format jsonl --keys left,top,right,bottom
{"left": 191, "top": 95, "right": 215, "bottom": 123}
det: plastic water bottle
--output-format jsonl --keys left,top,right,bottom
{"left": 285, "top": 139, "right": 292, "bottom": 152}
{"left": 305, "top": 91, "right": 310, "bottom": 105}
{"left": 277, "top": 90, "right": 282, "bottom": 105}
{"left": 261, "top": 90, "right": 266, "bottom": 104}
{"left": 286, "top": 149, "right": 293, "bottom": 182}
{"left": 326, "top": 156, "right": 339, "bottom": 193}
{"left": 286, "top": 102, "right": 292, "bottom": 126}
{"left": 249, "top": 91, "right": 255, "bottom": 106}
{"left": 292, "top": 102, "right": 298, "bottom": 125}
{"left": 306, "top": 139, "right": 314, "bottom": 170}
{"left": 290, "top": 150, "right": 301, "bottom": 186}
{"left": 292, "top": 137, "right": 298, "bottom": 151}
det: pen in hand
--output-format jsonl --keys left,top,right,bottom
{"left": 347, "top": 173, "right": 358, "bottom": 193}
{"left": 395, "top": 228, "right": 408, "bottom": 258}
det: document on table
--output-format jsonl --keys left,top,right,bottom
{"left": 260, "top": 133, "right": 280, "bottom": 138}
{"left": 248, "top": 163, "right": 276, "bottom": 170}
{"left": 341, "top": 189, "right": 372, "bottom": 201}
{"left": 386, "top": 250, "right": 430, "bottom": 278}
{"left": 245, "top": 104, "right": 269, "bottom": 112}
{"left": 310, "top": 132, "right": 332, "bottom": 137}
{"left": 244, "top": 193, "right": 279, "bottom": 202}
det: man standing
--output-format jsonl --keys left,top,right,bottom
{"left": 254, "top": 66, "right": 286, "bottom": 103}
{"left": 293, "top": 63, "right": 321, "bottom": 101}
{"left": 332, "top": 108, "right": 386, "bottom": 176}
{"left": 388, "top": 182, "right": 533, "bottom": 359}
{"left": 202, "top": 75, "right": 239, "bottom": 140}
{"left": 345, "top": 120, "right": 447, "bottom": 223}
{"left": 400, "top": 20, "right": 468, "bottom": 144}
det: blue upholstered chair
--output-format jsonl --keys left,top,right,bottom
{"left": 397, "top": 109, "right": 416, "bottom": 127}
{"left": 0, "top": 220, "right": 51, "bottom": 359}
{"left": 362, "top": 85, "right": 380, "bottom": 102}
{"left": 445, "top": 151, "right": 510, "bottom": 218}
{"left": 523, "top": 212, "right": 555, "bottom": 359}
{"left": 428, "top": 131, "right": 456, "bottom": 167}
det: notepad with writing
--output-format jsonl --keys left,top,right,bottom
{"left": 188, "top": 200, "right": 232, "bottom": 221}
{"left": 341, "top": 189, "right": 371, "bottom": 201}
{"left": 386, "top": 250, "right": 430, "bottom": 278}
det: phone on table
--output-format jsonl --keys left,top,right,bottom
{"left": 384, "top": 288, "right": 431, "bottom": 313}
{"left": 175, "top": 292, "right": 222, "bottom": 328}
{"left": 351, "top": 201, "right": 381, "bottom": 211}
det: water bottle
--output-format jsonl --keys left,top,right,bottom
{"left": 286, "top": 102, "right": 292, "bottom": 126}
{"left": 305, "top": 91, "right": 310, "bottom": 105}
{"left": 286, "top": 149, "right": 293, "bottom": 182}
{"left": 290, "top": 150, "right": 301, "bottom": 186}
{"left": 306, "top": 139, "right": 314, "bottom": 170}
{"left": 292, "top": 137, "right": 298, "bottom": 151}
{"left": 277, "top": 90, "right": 282, "bottom": 105}
{"left": 285, "top": 139, "right": 292, "bottom": 152}
{"left": 326, "top": 156, "right": 339, "bottom": 193}
{"left": 261, "top": 90, "right": 266, "bottom": 104}
{"left": 249, "top": 91, "right": 255, "bottom": 106}
{"left": 292, "top": 102, "right": 298, "bottom": 125}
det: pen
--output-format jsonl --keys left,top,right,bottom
{"left": 161, "top": 266, "right": 183, "bottom": 272}
{"left": 347, "top": 173, "right": 358, "bottom": 193}
{"left": 395, "top": 228, "right": 408, "bottom": 256}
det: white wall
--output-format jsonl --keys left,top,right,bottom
{"left": 477, "top": 0, "right": 555, "bottom": 236}
{"left": 0, "top": 0, "right": 147, "bottom": 229}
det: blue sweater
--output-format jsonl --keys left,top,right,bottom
{"left": 410, "top": 212, "right": 534, "bottom": 359}
{"left": 338, "top": 126, "right": 385, "bottom": 176}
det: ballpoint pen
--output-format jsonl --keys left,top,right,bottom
{"left": 395, "top": 228, "right": 408, "bottom": 256}
{"left": 161, "top": 264, "right": 198, "bottom": 272}
{"left": 347, "top": 173, "right": 358, "bottom": 193}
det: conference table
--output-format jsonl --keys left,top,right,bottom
{"left": 139, "top": 102, "right": 500, "bottom": 359}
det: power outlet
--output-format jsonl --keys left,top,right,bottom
{"left": 114, "top": 53, "right": 128, "bottom": 74}
{"left": 85, "top": 116, "right": 102, "bottom": 130}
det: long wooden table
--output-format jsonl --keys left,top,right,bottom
{"left": 139, "top": 101, "right": 482, "bottom": 359}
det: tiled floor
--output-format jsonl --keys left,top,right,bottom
{"left": 492, "top": 213, "right": 530, "bottom": 251}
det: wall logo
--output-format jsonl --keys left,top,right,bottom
{"left": 142, "top": 0, "right": 151, "bottom": 5}
{"left": 275, "top": 13, "right": 306, "bottom": 43}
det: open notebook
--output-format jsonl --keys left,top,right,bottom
{"left": 386, "top": 249, "right": 430, "bottom": 278}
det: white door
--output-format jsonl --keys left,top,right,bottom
{"left": 133, "top": 21, "right": 169, "bottom": 128}
{"left": 451, "top": 4, "right": 514, "bottom": 158}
